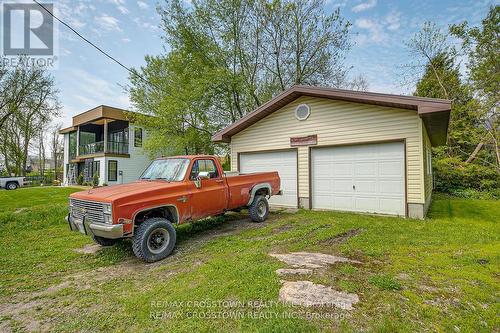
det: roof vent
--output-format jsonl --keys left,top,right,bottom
{"left": 295, "top": 104, "right": 310, "bottom": 121}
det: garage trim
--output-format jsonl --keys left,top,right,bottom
{"left": 237, "top": 148, "right": 299, "bottom": 207}
{"left": 308, "top": 138, "right": 407, "bottom": 217}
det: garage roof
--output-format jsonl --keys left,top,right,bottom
{"left": 212, "top": 85, "right": 451, "bottom": 146}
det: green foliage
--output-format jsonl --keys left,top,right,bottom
{"left": 76, "top": 173, "right": 83, "bottom": 186}
{"left": 92, "top": 173, "right": 99, "bottom": 187}
{"left": 434, "top": 157, "right": 500, "bottom": 193}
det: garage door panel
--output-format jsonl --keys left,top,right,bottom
{"left": 354, "top": 197, "right": 378, "bottom": 211}
{"left": 240, "top": 150, "right": 297, "bottom": 207}
{"left": 355, "top": 180, "right": 377, "bottom": 193}
{"left": 354, "top": 162, "right": 377, "bottom": 176}
{"left": 312, "top": 142, "right": 405, "bottom": 216}
{"left": 334, "top": 180, "right": 354, "bottom": 193}
{"left": 333, "top": 196, "right": 354, "bottom": 210}
{"left": 379, "top": 180, "right": 404, "bottom": 195}
{"left": 333, "top": 162, "right": 353, "bottom": 176}
{"left": 379, "top": 161, "right": 403, "bottom": 175}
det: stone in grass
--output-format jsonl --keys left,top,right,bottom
{"left": 270, "top": 252, "right": 362, "bottom": 269}
{"left": 279, "top": 280, "right": 359, "bottom": 310}
{"left": 276, "top": 268, "right": 313, "bottom": 276}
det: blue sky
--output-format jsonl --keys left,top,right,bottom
{"left": 10, "top": 0, "right": 497, "bottom": 128}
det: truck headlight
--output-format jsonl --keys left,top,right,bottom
{"left": 103, "top": 204, "right": 112, "bottom": 215}
{"left": 102, "top": 204, "right": 113, "bottom": 224}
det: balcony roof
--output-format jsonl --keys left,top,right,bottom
{"left": 59, "top": 105, "right": 144, "bottom": 134}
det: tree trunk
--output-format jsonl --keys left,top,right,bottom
{"left": 465, "top": 142, "right": 484, "bottom": 163}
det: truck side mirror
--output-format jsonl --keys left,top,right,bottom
{"left": 198, "top": 171, "right": 210, "bottom": 180}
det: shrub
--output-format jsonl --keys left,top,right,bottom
{"left": 434, "top": 157, "right": 499, "bottom": 193}
{"left": 92, "top": 174, "right": 99, "bottom": 187}
{"left": 76, "top": 173, "right": 84, "bottom": 185}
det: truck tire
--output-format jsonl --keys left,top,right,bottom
{"left": 132, "top": 217, "right": 176, "bottom": 263}
{"left": 92, "top": 235, "right": 118, "bottom": 246}
{"left": 6, "top": 182, "right": 18, "bottom": 190}
{"left": 249, "top": 195, "right": 269, "bottom": 223}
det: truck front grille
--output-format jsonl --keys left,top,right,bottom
{"left": 70, "top": 198, "right": 104, "bottom": 224}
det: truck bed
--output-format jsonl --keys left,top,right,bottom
{"left": 224, "top": 171, "right": 280, "bottom": 210}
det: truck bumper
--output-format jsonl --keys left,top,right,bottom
{"left": 66, "top": 214, "right": 123, "bottom": 239}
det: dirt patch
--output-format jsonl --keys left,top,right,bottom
{"left": 73, "top": 244, "right": 103, "bottom": 254}
{"left": 279, "top": 281, "right": 359, "bottom": 310}
{"left": 276, "top": 268, "right": 313, "bottom": 276}
{"left": 270, "top": 252, "right": 361, "bottom": 269}
{"left": 320, "top": 228, "right": 364, "bottom": 245}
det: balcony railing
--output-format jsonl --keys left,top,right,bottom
{"left": 78, "top": 141, "right": 129, "bottom": 156}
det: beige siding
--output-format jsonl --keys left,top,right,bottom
{"left": 422, "top": 122, "right": 433, "bottom": 205}
{"left": 231, "top": 96, "right": 425, "bottom": 204}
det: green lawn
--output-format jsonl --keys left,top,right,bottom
{"left": 0, "top": 188, "right": 498, "bottom": 332}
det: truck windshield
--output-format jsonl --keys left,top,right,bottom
{"left": 140, "top": 158, "right": 190, "bottom": 181}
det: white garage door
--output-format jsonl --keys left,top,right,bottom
{"left": 240, "top": 150, "right": 297, "bottom": 207}
{"left": 312, "top": 142, "right": 405, "bottom": 216}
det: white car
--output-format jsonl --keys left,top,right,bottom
{"left": 0, "top": 177, "right": 29, "bottom": 190}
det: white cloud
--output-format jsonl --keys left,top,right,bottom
{"left": 69, "top": 69, "right": 130, "bottom": 108}
{"left": 352, "top": 0, "right": 377, "bottom": 13}
{"left": 96, "top": 14, "right": 122, "bottom": 32}
{"left": 355, "top": 18, "right": 387, "bottom": 44}
{"left": 133, "top": 17, "right": 159, "bottom": 32}
{"left": 384, "top": 10, "right": 401, "bottom": 31}
{"left": 137, "top": 1, "right": 149, "bottom": 9}
{"left": 121, "top": 37, "right": 131, "bottom": 43}
{"left": 108, "top": 0, "right": 125, "bottom": 5}
{"left": 117, "top": 6, "right": 130, "bottom": 14}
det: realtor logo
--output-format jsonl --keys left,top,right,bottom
{"left": 2, "top": 3, "right": 54, "bottom": 56}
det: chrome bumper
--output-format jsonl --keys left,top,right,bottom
{"left": 66, "top": 214, "right": 123, "bottom": 239}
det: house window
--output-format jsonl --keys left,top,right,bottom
{"left": 295, "top": 104, "right": 310, "bottom": 121}
{"left": 134, "top": 127, "right": 143, "bottom": 147}
{"left": 108, "top": 160, "right": 117, "bottom": 181}
{"left": 189, "top": 159, "right": 219, "bottom": 180}
{"left": 92, "top": 161, "right": 100, "bottom": 177}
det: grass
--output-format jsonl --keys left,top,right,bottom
{"left": 0, "top": 188, "right": 499, "bottom": 332}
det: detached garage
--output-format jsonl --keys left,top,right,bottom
{"left": 213, "top": 86, "right": 451, "bottom": 219}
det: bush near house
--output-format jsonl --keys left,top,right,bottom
{"left": 434, "top": 157, "right": 500, "bottom": 198}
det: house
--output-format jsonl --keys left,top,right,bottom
{"left": 59, "top": 105, "right": 151, "bottom": 186}
{"left": 212, "top": 86, "right": 451, "bottom": 219}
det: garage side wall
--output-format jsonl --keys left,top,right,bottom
{"left": 422, "top": 121, "right": 433, "bottom": 215}
{"left": 230, "top": 96, "right": 425, "bottom": 215}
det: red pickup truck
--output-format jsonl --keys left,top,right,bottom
{"left": 67, "top": 155, "right": 281, "bottom": 262}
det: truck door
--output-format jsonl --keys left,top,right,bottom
{"left": 188, "top": 158, "right": 227, "bottom": 219}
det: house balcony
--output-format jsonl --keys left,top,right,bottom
{"left": 79, "top": 141, "right": 129, "bottom": 156}
{"left": 68, "top": 119, "right": 131, "bottom": 162}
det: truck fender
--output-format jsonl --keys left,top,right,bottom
{"left": 132, "top": 204, "right": 180, "bottom": 227}
{"left": 247, "top": 183, "right": 272, "bottom": 206}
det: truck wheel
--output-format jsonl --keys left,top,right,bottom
{"left": 249, "top": 195, "right": 269, "bottom": 223}
{"left": 6, "top": 182, "right": 18, "bottom": 190}
{"left": 132, "top": 218, "right": 176, "bottom": 263}
{"left": 92, "top": 235, "right": 118, "bottom": 246}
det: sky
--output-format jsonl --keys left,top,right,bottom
{"left": 3, "top": 0, "right": 498, "bottom": 128}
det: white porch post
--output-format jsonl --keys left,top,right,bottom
{"left": 104, "top": 119, "right": 108, "bottom": 153}
{"left": 76, "top": 126, "right": 80, "bottom": 156}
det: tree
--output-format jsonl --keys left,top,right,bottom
{"left": 0, "top": 59, "right": 60, "bottom": 175}
{"left": 414, "top": 51, "right": 483, "bottom": 159}
{"left": 450, "top": 5, "right": 500, "bottom": 166}
{"left": 50, "top": 123, "right": 64, "bottom": 176}
{"left": 129, "top": 0, "right": 354, "bottom": 156}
